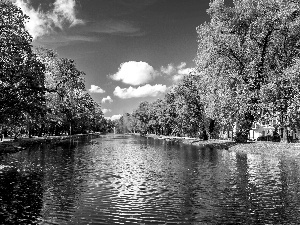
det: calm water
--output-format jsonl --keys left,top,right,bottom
{"left": 1, "top": 135, "right": 300, "bottom": 224}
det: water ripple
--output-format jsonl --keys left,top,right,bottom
{"left": 1, "top": 136, "right": 300, "bottom": 224}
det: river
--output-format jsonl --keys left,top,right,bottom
{"left": 0, "top": 135, "right": 300, "bottom": 224}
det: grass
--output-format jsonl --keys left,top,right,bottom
{"left": 143, "top": 134, "right": 300, "bottom": 159}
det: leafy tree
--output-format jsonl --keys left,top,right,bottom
{"left": 175, "top": 75, "right": 207, "bottom": 138}
{"left": 195, "top": 0, "right": 300, "bottom": 142}
{"left": 34, "top": 47, "right": 105, "bottom": 135}
{"left": 0, "top": 0, "right": 46, "bottom": 131}
{"left": 148, "top": 99, "right": 166, "bottom": 135}
{"left": 132, "top": 101, "right": 151, "bottom": 134}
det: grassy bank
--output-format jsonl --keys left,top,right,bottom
{"left": 0, "top": 133, "right": 100, "bottom": 154}
{"left": 229, "top": 142, "right": 300, "bottom": 158}
{"left": 143, "top": 134, "right": 236, "bottom": 149}
{"left": 142, "top": 134, "right": 300, "bottom": 158}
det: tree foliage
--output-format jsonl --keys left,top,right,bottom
{"left": 0, "top": 2, "right": 110, "bottom": 137}
{"left": 0, "top": 0, "right": 45, "bottom": 126}
{"left": 34, "top": 47, "right": 106, "bottom": 135}
{"left": 119, "top": 0, "right": 300, "bottom": 142}
{"left": 194, "top": 0, "right": 300, "bottom": 141}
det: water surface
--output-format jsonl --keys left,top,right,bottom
{"left": 1, "top": 135, "right": 300, "bottom": 224}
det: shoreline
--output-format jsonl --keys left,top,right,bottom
{"left": 0, "top": 133, "right": 100, "bottom": 154}
{"left": 143, "top": 134, "right": 237, "bottom": 149}
{"left": 2, "top": 133, "right": 300, "bottom": 159}
{"left": 141, "top": 134, "right": 300, "bottom": 158}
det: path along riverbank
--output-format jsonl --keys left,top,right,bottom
{"left": 143, "top": 134, "right": 300, "bottom": 159}
{"left": 0, "top": 133, "right": 100, "bottom": 154}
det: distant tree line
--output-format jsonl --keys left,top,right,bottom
{"left": 115, "top": 0, "right": 300, "bottom": 142}
{"left": 0, "top": 0, "right": 111, "bottom": 138}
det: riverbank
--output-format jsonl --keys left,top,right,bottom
{"left": 142, "top": 134, "right": 300, "bottom": 158}
{"left": 0, "top": 133, "right": 100, "bottom": 154}
{"left": 143, "top": 134, "right": 236, "bottom": 149}
{"left": 229, "top": 141, "right": 300, "bottom": 158}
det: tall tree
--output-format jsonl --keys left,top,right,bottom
{"left": 0, "top": 0, "right": 45, "bottom": 128}
{"left": 34, "top": 47, "right": 105, "bottom": 135}
{"left": 195, "top": 0, "right": 300, "bottom": 142}
{"left": 132, "top": 101, "right": 151, "bottom": 134}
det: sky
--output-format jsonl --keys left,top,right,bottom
{"left": 13, "top": 0, "right": 232, "bottom": 120}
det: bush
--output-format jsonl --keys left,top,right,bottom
{"left": 234, "top": 131, "right": 248, "bottom": 143}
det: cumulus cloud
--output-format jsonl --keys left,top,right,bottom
{"left": 160, "top": 64, "right": 175, "bottom": 75}
{"left": 88, "top": 85, "right": 105, "bottom": 94}
{"left": 113, "top": 84, "right": 167, "bottom": 99}
{"left": 172, "top": 74, "right": 185, "bottom": 83}
{"left": 102, "top": 108, "right": 112, "bottom": 114}
{"left": 177, "top": 62, "right": 187, "bottom": 70}
{"left": 14, "top": 0, "right": 84, "bottom": 39}
{"left": 160, "top": 62, "right": 194, "bottom": 82}
{"left": 174, "top": 67, "right": 194, "bottom": 82}
{"left": 14, "top": 0, "right": 50, "bottom": 39}
{"left": 101, "top": 96, "right": 113, "bottom": 104}
{"left": 178, "top": 67, "right": 193, "bottom": 75}
{"left": 110, "top": 61, "right": 158, "bottom": 85}
{"left": 51, "top": 0, "right": 84, "bottom": 28}
{"left": 105, "top": 114, "right": 122, "bottom": 121}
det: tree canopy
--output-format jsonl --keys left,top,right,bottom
{"left": 0, "top": 0, "right": 45, "bottom": 126}
{"left": 0, "top": 1, "right": 111, "bottom": 137}
{"left": 194, "top": 0, "right": 300, "bottom": 141}
{"left": 118, "top": 0, "right": 300, "bottom": 142}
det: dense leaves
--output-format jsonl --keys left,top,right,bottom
{"left": 0, "top": 1, "right": 109, "bottom": 137}
{"left": 195, "top": 0, "right": 300, "bottom": 141}
{"left": 0, "top": 0, "right": 45, "bottom": 126}
{"left": 117, "top": 0, "right": 300, "bottom": 142}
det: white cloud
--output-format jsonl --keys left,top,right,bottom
{"left": 174, "top": 67, "right": 194, "bottom": 82}
{"left": 111, "top": 114, "right": 122, "bottom": 120}
{"left": 178, "top": 67, "right": 193, "bottom": 75}
{"left": 160, "top": 64, "right": 175, "bottom": 75}
{"left": 91, "top": 20, "right": 142, "bottom": 36}
{"left": 105, "top": 114, "right": 122, "bottom": 121}
{"left": 14, "top": 0, "right": 50, "bottom": 39}
{"left": 52, "top": 0, "right": 84, "bottom": 28}
{"left": 173, "top": 74, "right": 185, "bottom": 82}
{"left": 177, "top": 62, "right": 187, "bottom": 70}
{"left": 101, "top": 96, "right": 113, "bottom": 104}
{"left": 102, "top": 108, "right": 112, "bottom": 114}
{"left": 110, "top": 61, "right": 158, "bottom": 85}
{"left": 89, "top": 85, "right": 105, "bottom": 93}
{"left": 161, "top": 62, "right": 194, "bottom": 83}
{"left": 14, "top": 0, "right": 84, "bottom": 40}
{"left": 113, "top": 84, "right": 167, "bottom": 99}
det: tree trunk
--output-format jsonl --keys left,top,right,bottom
{"left": 38, "top": 123, "right": 44, "bottom": 137}
{"left": 209, "top": 119, "right": 215, "bottom": 139}
{"left": 0, "top": 126, "right": 2, "bottom": 141}
{"left": 28, "top": 122, "right": 32, "bottom": 138}
{"left": 235, "top": 112, "right": 254, "bottom": 143}
{"left": 69, "top": 122, "right": 72, "bottom": 135}
{"left": 202, "top": 125, "right": 208, "bottom": 140}
{"left": 281, "top": 127, "right": 288, "bottom": 143}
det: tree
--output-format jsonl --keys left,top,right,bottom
{"left": 195, "top": 0, "right": 300, "bottom": 142}
{"left": 34, "top": 47, "right": 105, "bottom": 135}
{"left": 175, "top": 75, "right": 207, "bottom": 138}
{"left": 0, "top": 0, "right": 46, "bottom": 130}
{"left": 132, "top": 101, "right": 151, "bottom": 134}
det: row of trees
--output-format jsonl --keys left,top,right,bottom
{"left": 0, "top": 0, "right": 111, "bottom": 138}
{"left": 116, "top": 0, "right": 300, "bottom": 142}
{"left": 114, "top": 75, "right": 220, "bottom": 139}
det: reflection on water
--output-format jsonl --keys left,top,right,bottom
{"left": 1, "top": 135, "right": 300, "bottom": 224}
